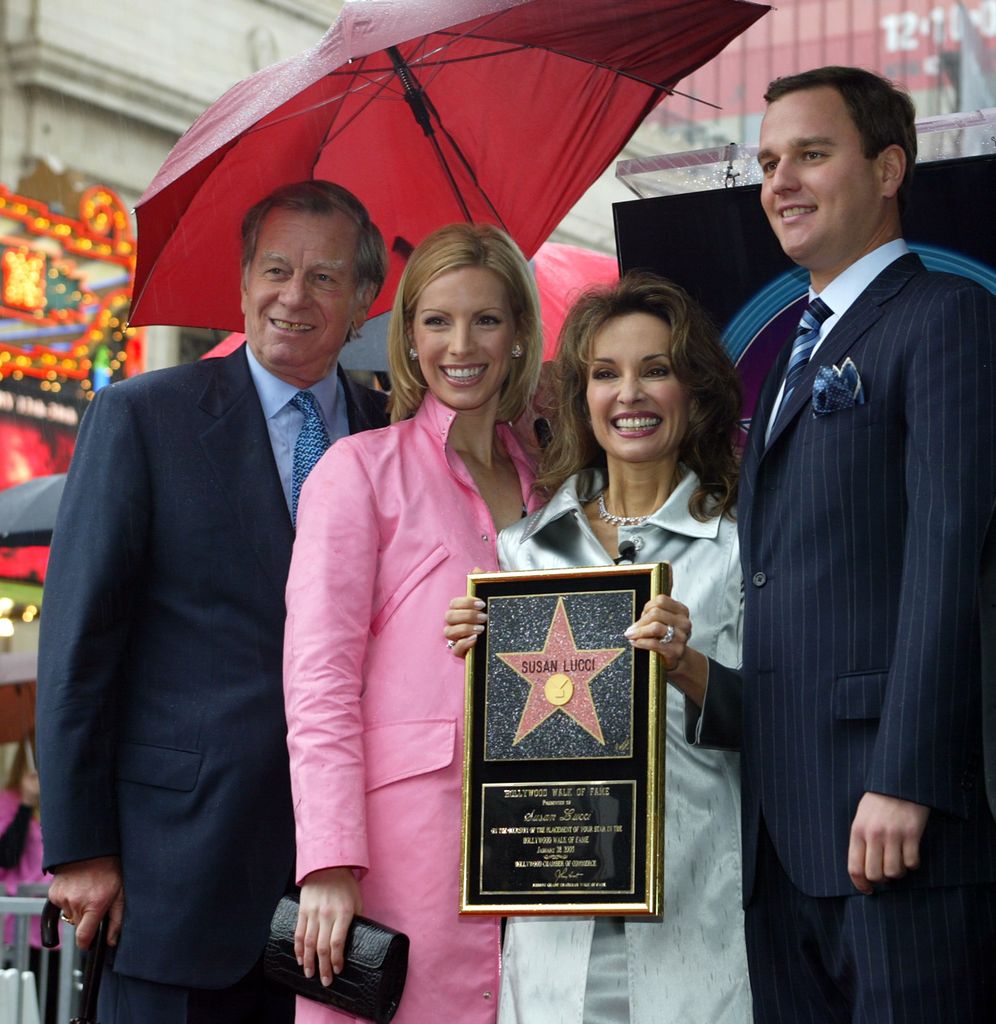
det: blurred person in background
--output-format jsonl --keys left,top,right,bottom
{"left": 1, "top": 736, "right": 43, "bottom": 943}
{"left": 1, "top": 734, "right": 60, "bottom": 1021}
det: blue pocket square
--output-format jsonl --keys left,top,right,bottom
{"left": 812, "top": 358, "right": 865, "bottom": 416}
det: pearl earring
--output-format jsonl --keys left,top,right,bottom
{"left": 511, "top": 343, "right": 523, "bottom": 358}
{"left": 408, "top": 347, "right": 418, "bottom": 361}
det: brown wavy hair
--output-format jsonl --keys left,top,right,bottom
{"left": 538, "top": 272, "right": 740, "bottom": 521}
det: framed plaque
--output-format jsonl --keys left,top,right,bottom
{"left": 459, "top": 562, "right": 670, "bottom": 916}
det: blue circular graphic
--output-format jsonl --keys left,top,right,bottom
{"left": 727, "top": 244, "right": 996, "bottom": 425}
{"left": 725, "top": 244, "right": 996, "bottom": 364}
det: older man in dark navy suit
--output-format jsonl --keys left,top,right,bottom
{"left": 36, "top": 181, "right": 389, "bottom": 1023}
{"left": 696, "top": 67, "right": 996, "bottom": 1022}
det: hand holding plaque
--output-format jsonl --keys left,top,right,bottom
{"left": 459, "top": 562, "right": 669, "bottom": 916}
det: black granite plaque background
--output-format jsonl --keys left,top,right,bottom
{"left": 484, "top": 590, "right": 635, "bottom": 762}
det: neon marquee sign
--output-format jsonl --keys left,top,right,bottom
{"left": 0, "top": 183, "right": 144, "bottom": 398}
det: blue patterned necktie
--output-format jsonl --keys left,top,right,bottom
{"left": 290, "top": 390, "right": 331, "bottom": 525}
{"left": 771, "top": 296, "right": 833, "bottom": 433}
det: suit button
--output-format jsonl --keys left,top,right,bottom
{"left": 752, "top": 572, "right": 767, "bottom": 587}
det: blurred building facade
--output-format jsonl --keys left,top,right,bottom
{"left": 559, "top": 0, "right": 996, "bottom": 248}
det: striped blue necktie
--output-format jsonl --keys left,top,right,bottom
{"left": 772, "top": 296, "right": 833, "bottom": 433}
{"left": 290, "top": 390, "right": 331, "bottom": 525}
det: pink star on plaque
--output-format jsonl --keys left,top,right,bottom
{"left": 497, "top": 597, "right": 624, "bottom": 745}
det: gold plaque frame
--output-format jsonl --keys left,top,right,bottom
{"left": 459, "top": 562, "right": 670, "bottom": 916}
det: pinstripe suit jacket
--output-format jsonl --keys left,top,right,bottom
{"left": 730, "top": 252, "right": 996, "bottom": 899}
{"left": 981, "top": 505, "right": 996, "bottom": 821}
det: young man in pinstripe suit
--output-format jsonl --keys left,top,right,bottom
{"left": 716, "top": 66, "right": 996, "bottom": 1022}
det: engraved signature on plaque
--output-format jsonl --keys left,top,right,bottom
{"left": 480, "top": 781, "right": 636, "bottom": 895}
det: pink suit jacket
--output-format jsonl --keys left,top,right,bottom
{"left": 285, "top": 392, "right": 540, "bottom": 1024}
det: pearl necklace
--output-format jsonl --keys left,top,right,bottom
{"left": 596, "top": 491, "right": 652, "bottom": 527}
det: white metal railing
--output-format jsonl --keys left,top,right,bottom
{"left": 0, "top": 892, "right": 79, "bottom": 1024}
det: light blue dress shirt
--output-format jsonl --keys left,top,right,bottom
{"left": 245, "top": 344, "right": 350, "bottom": 517}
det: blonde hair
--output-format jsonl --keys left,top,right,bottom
{"left": 387, "top": 224, "right": 542, "bottom": 423}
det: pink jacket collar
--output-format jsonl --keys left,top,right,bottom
{"left": 413, "top": 391, "right": 543, "bottom": 514}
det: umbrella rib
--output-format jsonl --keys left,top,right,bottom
{"left": 242, "top": 63, "right": 422, "bottom": 146}
{"left": 246, "top": 31, "right": 720, "bottom": 147}
{"left": 418, "top": 87, "right": 508, "bottom": 231}
{"left": 425, "top": 47, "right": 714, "bottom": 108}
{"left": 236, "top": 62, "right": 403, "bottom": 165}
{"left": 421, "top": 14, "right": 700, "bottom": 89}
{"left": 300, "top": 51, "right": 517, "bottom": 228}
{"left": 399, "top": 34, "right": 711, "bottom": 103}
{"left": 326, "top": 45, "right": 713, "bottom": 110}
{"left": 327, "top": 44, "right": 530, "bottom": 76}
{"left": 311, "top": 64, "right": 410, "bottom": 162}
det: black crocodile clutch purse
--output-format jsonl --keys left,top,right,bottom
{"left": 264, "top": 890, "right": 409, "bottom": 1023}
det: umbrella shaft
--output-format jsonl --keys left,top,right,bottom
{"left": 387, "top": 45, "right": 473, "bottom": 223}
{"left": 387, "top": 46, "right": 434, "bottom": 137}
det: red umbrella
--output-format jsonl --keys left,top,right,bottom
{"left": 533, "top": 242, "right": 618, "bottom": 357}
{"left": 130, "top": 0, "right": 768, "bottom": 330}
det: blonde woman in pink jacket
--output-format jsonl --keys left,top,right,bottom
{"left": 283, "top": 223, "right": 543, "bottom": 1024}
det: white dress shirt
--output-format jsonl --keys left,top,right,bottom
{"left": 766, "top": 238, "right": 910, "bottom": 439}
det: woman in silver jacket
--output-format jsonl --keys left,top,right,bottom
{"left": 446, "top": 272, "right": 750, "bottom": 1023}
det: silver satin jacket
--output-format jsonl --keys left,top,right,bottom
{"left": 496, "top": 467, "right": 752, "bottom": 1024}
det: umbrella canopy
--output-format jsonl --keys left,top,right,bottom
{"left": 200, "top": 239, "right": 618, "bottom": 368}
{"left": 0, "top": 474, "right": 66, "bottom": 547}
{"left": 532, "top": 241, "right": 618, "bottom": 355}
{"left": 130, "top": 0, "right": 769, "bottom": 330}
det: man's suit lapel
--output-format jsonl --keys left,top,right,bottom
{"left": 762, "top": 253, "right": 924, "bottom": 454}
{"left": 744, "top": 346, "right": 786, "bottom": 483}
{"left": 198, "top": 347, "right": 294, "bottom": 593}
{"left": 196, "top": 353, "right": 388, "bottom": 592}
